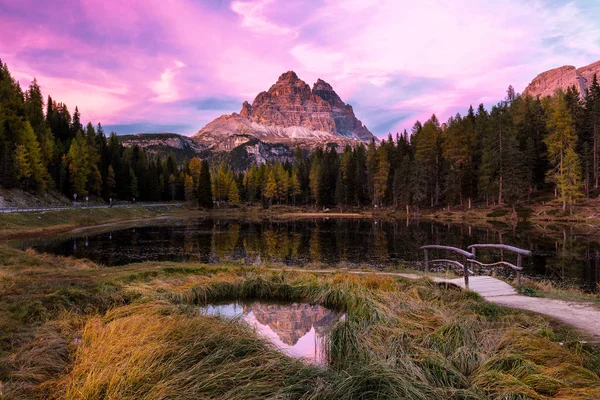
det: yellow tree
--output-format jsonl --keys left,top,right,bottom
{"left": 373, "top": 147, "right": 390, "bottom": 207}
{"left": 184, "top": 173, "right": 194, "bottom": 203}
{"left": 264, "top": 169, "right": 277, "bottom": 206}
{"left": 189, "top": 157, "right": 202, "bottom": 185}
{"left": 67, "top": 131, "right": 91, "bottom": 196}
{"left": 229, "top": 179, "right": 241, "bottom": 205}
{"left": 14, "top": 122, "right": 49, "bottom": 192}
{"left": 415, "top": 115, "right": 443, "bottom": 207}
{"left": 544, "top": 91, "right": 583, "bottom": 213}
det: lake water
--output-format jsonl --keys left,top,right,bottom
{"left": 200, "top": 302, "right": 341, "bottom": 364}
{"left": 17, "top": 217, "right": 600, "bottom": 290}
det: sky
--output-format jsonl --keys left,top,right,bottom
{"left": 1, "top": 0, "right": 600, "bottom": 138}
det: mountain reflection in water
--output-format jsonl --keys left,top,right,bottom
{"left": 200, "top": 302, "right": 341, "bottom": 364}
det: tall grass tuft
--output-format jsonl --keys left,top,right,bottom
{"left": 2, "top": 247, "right": 600, "bottom": 399}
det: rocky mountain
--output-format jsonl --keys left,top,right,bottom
{"left": 194, "top": 71, "right": 374, "bottom": 150}
{"left": 524, "top": 60, "right": 600, "bottom": 98}
{"left": 244, "top": 303, "right": 339, "bottom": 346}
{"left": 116, "top": 72, "right": 375, "bottom": 170}
{"left": 119, "top": 132, "right": 294, "bottom": 170}
{"left": 120, "top": 133, "right": 210, "bottom": 163}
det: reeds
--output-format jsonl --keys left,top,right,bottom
{"left": 1, "top": 248, "right": 599, "bottom": 399}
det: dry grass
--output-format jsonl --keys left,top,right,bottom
{"left": 517, "top": 279, "right": 600, "bottom": 305}
{"left": 1, "top": 247, "right": 599, "bottom": 399}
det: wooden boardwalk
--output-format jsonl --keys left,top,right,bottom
{"left": 275, "top": 268, "right": 600, "bottom": 340}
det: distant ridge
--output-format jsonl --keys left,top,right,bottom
{"left": 523, "top": 60, "right": 600, "bottom": 98}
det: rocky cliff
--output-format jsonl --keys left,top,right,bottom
{"left": 194, "top": 71, "right": 374, "bottom": 150}
{"left": 312, "top": 78, "right": 373, "bottom": 141}
{"left": 524, "top": 60, "right": 600, "bottom": 98}
{"left": 119, "top": 133, "right": 210, "bottom": 163}
{"left": 244, "top": 303, "right": 338, "bottom": 346}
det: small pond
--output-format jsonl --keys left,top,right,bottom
{"left": 200, "top": 302, "right": 342, "bottom": 364}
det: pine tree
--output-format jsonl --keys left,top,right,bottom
{"left": 71, "top": 106, "right": 82, "bottom": 136}
{"left": 24, "top": 78, "right": 54, "bottom": 168}
{"left": 290, "top": 169, "right": 301, "bottom": 206}
{"left": 168, "top": 174, "right": 177, "bottom": 200}
{"left": 309, "top": 157, "right": 321, "bottom": 204}
{"left": 129, "top": 168, "right": 139, "bottom": 200}
{"left": 197, "top": 160, "right": 213, "bottom": 208}
{"left": 106, "top": 165, "right": 116, "bottom": 197}
{"left": 335, "top": 169, "right": 345, "bottom": 207}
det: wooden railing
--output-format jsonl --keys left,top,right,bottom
{"left": 421, "top": 244, "right": 532, "bottom": 289}
{"left": 467, "top": 244, "right": 532, "bottom": 288}
{"left": 421, "top": 245, "right": 475, "bottom": 288}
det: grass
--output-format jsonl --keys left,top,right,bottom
{"left": 0, "top": 206, "right": 180, "bottom": 239}
{"left": 517, "top": 279, "right": 600, "bottom": 306}
{"left": 1, "top": 246, "right": 599, "bottom": 399}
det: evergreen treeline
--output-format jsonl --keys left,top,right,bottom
{"left": 3, "top": 58, "right": 600, "bottom": 213}
{"left": 212, "top": 82, "right": 600, "bottom": 214}
{"left": 0, "top": 59, "right": 212, "bottom": 204}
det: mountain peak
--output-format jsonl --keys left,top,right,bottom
{"left": 277, "top": 70, "right": 300, "bottom": 83}
{"left": 523, "top": 59, "right": 600, "bottom": 98}
{"left": 313, "top": 78, "right": 333, "bottom": 91}
{"left": 195, "top": 70, "right": 375, "bottom": 149}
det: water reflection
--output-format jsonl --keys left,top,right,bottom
{"left": 17, "top": 218, "right": 600, "bottom": 290}
{"left": 201, "top": 302, "right": 340, "bottom": 364}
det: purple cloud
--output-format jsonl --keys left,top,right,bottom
{"left": 1, "top": 0, "right": 599, "bottom": 137}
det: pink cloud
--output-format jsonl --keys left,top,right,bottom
{"left": 1, "top": 0, "right": 599, "bottom": 136}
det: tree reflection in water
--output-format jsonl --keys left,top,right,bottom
{"left": 24, "top": 218, "right": 600, "bottom": 291}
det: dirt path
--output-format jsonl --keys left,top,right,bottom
{"left": 277, "top": 212, "right": 368, "bottom": 218}
{"left": 275, "top": 268, "right": 600, "bottom": 339}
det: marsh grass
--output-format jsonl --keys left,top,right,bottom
{"left": 518, "top": 279, "right": 600, "bottom": 305}
{"left": 1, "top": 247, "right": 600, "bottom": 399}
{"left": 0, "top": 206, "right": 176, "bottom": 239}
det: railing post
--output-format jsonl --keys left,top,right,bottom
{"left": 424, "top": 249, "right": 429, "bottom": 274}
{"left": 463, "top": 255, "right": 469, "bottom": 290}
{"left": 516, "top": 254, "right": 522, "bottom": 288}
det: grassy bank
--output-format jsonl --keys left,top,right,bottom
{"left": 0, "top": 205, "right": 183, "bottom": 239}
{"left": 1, "top": 246, "right": 599, "bottom": 399}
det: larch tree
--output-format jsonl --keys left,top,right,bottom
{"left": 264, "top": 170, "right": 277, "bottom": 206}
{"left": 373, "top": 147, "right": 390, "bottom": 207}
{"left": 67, "top": 131, "right": 91, "bottom": 196}
{"left": 545, "top": 91, "right": 583, "bottom": 213}
{"left": 229, "top": 179, "right": 240, "bottom": 205}
{"left": 184, "top": 173, "right": 194, "bottom": 203}
{"left": 415, "top": 115, "right": 443, "bottom": 207}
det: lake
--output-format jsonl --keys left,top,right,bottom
{"left": 17, "top": 217, "right": 600, "bottom": 291}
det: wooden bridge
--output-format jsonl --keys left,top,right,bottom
{"left": 273, "top": 244, "right": 600, "bottom": 339}
{"left": 419, "top": 244, "right": 600, "bottom": 339}
{"left": 421, "top": 243, "right": 532, "bottom": 292}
